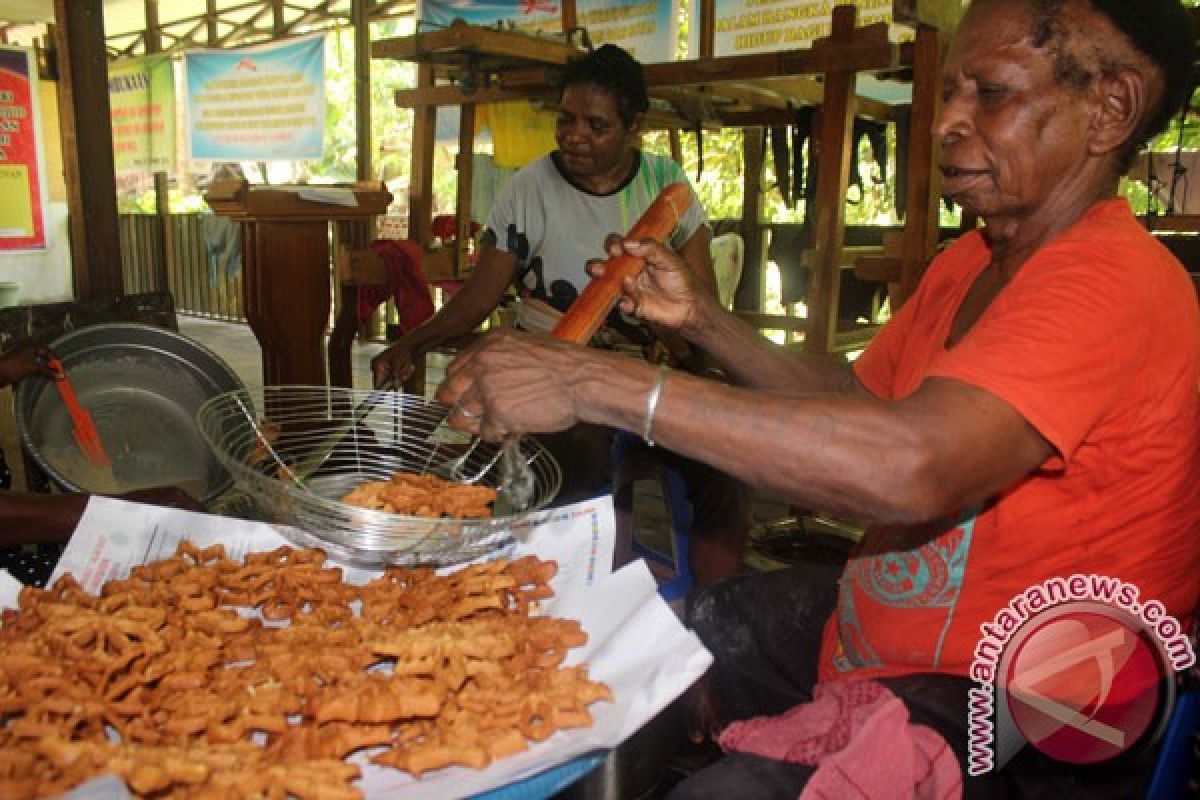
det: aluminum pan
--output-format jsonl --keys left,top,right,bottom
{"left": 15, "top": 323, "right": 245, "bottom": 503}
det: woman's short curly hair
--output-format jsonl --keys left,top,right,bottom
{"left": 1027, "top": 0, "right": 1195, "bottom": 162}
{"left": 558, "top": 43, "right": 650, "bottom": 128}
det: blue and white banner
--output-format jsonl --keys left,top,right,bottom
{"left": 418, "top": 0, "right": 679, "bottom": 64}
{"left": 184, "top": 33, "right": 326, "bottom": 160}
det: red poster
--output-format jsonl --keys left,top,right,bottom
{"left": 0, "top": 47, "right": 47, "bottom": 250}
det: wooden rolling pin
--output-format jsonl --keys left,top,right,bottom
{"left": 550, "top": 181, "right": 693, "bottom": 344}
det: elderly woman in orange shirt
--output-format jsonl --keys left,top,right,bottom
{"left": 438, "top": 0, "right": 1199, "bottom": 796}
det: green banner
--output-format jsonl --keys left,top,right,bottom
{"left": 109, "top": 54, "right": 176, "bottom": 174}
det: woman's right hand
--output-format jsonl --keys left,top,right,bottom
{"left": 590, "top": 237, "right": 710, "bottom": 337}
{"left": 370, "top": 340, "right": 418, "bottom": 389}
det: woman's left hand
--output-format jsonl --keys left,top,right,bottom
{"left": 436, "top": 329, "right": 586, "bottom": 440}
{"left": 0, "top": 343, "right": 62, "bottom": 388}
{"left": 589, "top": 237, "right": 711, "bottom": 337}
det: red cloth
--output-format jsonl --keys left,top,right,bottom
{"left": 819, "top": 198, "right": 1200, "bottom": 681}
{"left": 718, "top": 680, "right": 961, "bottom": 800}
{"left": 356, "top": 239, "right": 435, "bottom": 333}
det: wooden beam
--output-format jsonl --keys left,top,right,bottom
{"left": 736, "top": 128, "right": 766, "bottom": 312}
{"left": 54, "top": 0, "right": 123, "bottom": 300}
{"left": 144, "top": 0, "right": 171, "bottom": 293}
{"left": 206, "top": 0, "right": 218, "bottom": 42}
{"left": 643, "top": 23, "right": 906, "bottom": 88}
{"left": 407, "top": 63, "right": 437, "bottom": 247}
{"left": 684, "top": 77, "right": 896, "bottom": 123}
{"left": 855, "top": 255, "right": 901, "bottom": 283}
{"left": 454, "top": 103, "right": 476, "bottom": 274}
{"left": 699, "top": 0, "right": 715, "bottom": 59}
{"left": 393, "top": 84, "right": 554, "bottom": 108}
{"left": 353, "top": 0, "right": 372, "bottom": 181}
{"left": 833, "top": 324, "right": 883, "bottom": 351}
{"left": 804, "top": 5, "right": 858, "bottom": 354}
{"left": 372, "top": 23, "right": 580, "bottom": 66}
{"left": 734, "top": 311, "right": 808, "bottom": 333}
{"left": 895, "top": 23, "right": 946, "bottom": 306}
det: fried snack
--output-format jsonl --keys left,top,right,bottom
{"left": 245, "top": 418, "right": 282, "bottom": 470}
{"left": 341, "top": 470, "right": 499, "bottom": 519}
{"left": 0, "top": 544, "right": 611, "bottom": 798}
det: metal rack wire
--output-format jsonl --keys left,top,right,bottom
{"left": 197, "top": 386, "right": 561, "bottom": 566}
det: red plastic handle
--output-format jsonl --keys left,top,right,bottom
{"left": 47, "top": 356, "right": 110, "bottom": 467}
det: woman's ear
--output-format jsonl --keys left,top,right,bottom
{"left": 1088, "top": 68, "right": 1148, "bottom": 159}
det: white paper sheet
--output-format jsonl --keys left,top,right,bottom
{"left": 296, "top": 186, "right": 359, "bottom": 207}
{"left": 0, "top": 568, "right": 22, "bottom": 609}
{"left": 30, "top": 495, "right": 710, "bottom": 800}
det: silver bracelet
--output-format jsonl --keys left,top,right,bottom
{"left": 642, "top": 364, "right": 670, "bottom": 447}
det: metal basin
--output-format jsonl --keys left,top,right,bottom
{"left": 15, "top": 323, "right": 245, "bottom": 504}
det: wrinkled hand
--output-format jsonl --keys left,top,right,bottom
{"left": 435, "top": 329, "right": 584, "bottom": 441}
{"left": 589, "top": 237, "right": 708, "bottom": 335}
{"left": 0, "top": 342, "right": 62, "bottom": 387}
{"left": 116, "top": 486, "right": 206, "bottom": 513}
{"left": 370, "top": 340, "right": 418, "bottom": 389}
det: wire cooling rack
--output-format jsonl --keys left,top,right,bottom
{"left": 196, "top": 386, "right": 561, "bottom": 566}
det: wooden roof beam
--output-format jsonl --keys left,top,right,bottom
{"left": 643, "top": 22, "right": 909, "bottom": 89}
{"left": 392, "top": 84, "right": 554, "bottom": 108}
{"left": 372, "top": 21, "right": 580, "bottom": 66}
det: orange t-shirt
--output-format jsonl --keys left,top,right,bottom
{"left": 818, "top": 199, "right": 1200, "bottom": 681}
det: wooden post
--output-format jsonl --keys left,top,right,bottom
{"left": 144, "top": 0, "right": 171, "bottom": 294}
{"left": 699, "top": 0, "right": 716, "bottom": 59}
{"left": 407, "top": 64, "right": 437, "bottom": 249}
{"left": 403, "top": 63, "right": 439, "bottom": 396}
{"left": 455, "top": 103, "right": 477, "bottom": 272}
{"left": 736, "top": 127, "right": 765, "bottom": 312}
{"left": 54, "top": 0, "right": 124, "bottom": 301}
{"left": 803, "top": 5, "right": 857, "bottom": 354}
{"left": 206, "top": 0, "right": 218, "bottom": 41}
{"left": 896, "top": 24, "right": 945, "bottom": 306}
{"left": 561, "top": 0, "right": 577, "bottom": 33}
{"left": 352, "top": 0, "right": 372, "bottom": 182}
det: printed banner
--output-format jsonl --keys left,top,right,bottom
{"left": 109, "top": 54, "right": 177, "bottom": 174}
{"left": 185, "top": 33, "right": 325, "bottom": 160}
{"left": 418, "top": 0, "right": 679, "bottom": 64}
{"left": 709, "top": 0, "right": 894, "bottom": 57}
{"left": 0, "top": 46, "right": 47, "bottom": 250}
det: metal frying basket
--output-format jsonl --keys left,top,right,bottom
{"left": 196, "top": 385, "right": 561, "bottom": 566}
{"left": 15, "top": 323, "right": 245, "bottom": 504}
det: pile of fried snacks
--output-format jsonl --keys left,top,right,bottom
{"left": 341, "top": 471, "right": 499, "bottom": 519}
{"left": 0, "top": 543, "right": 611, "bottom": 799}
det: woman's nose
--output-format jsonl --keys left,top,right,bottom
{"left": 934, "top": 92, "right": 971, "bottom": 144}
{"left": 558, "top": 122, "right": 585, "bottom": 143}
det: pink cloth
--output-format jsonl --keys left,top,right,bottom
{"left": 356, "top": 239, "right": 435, "bottom": 333}
{"left": 718, "top": 680, "right": 962, "bottom": 800}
